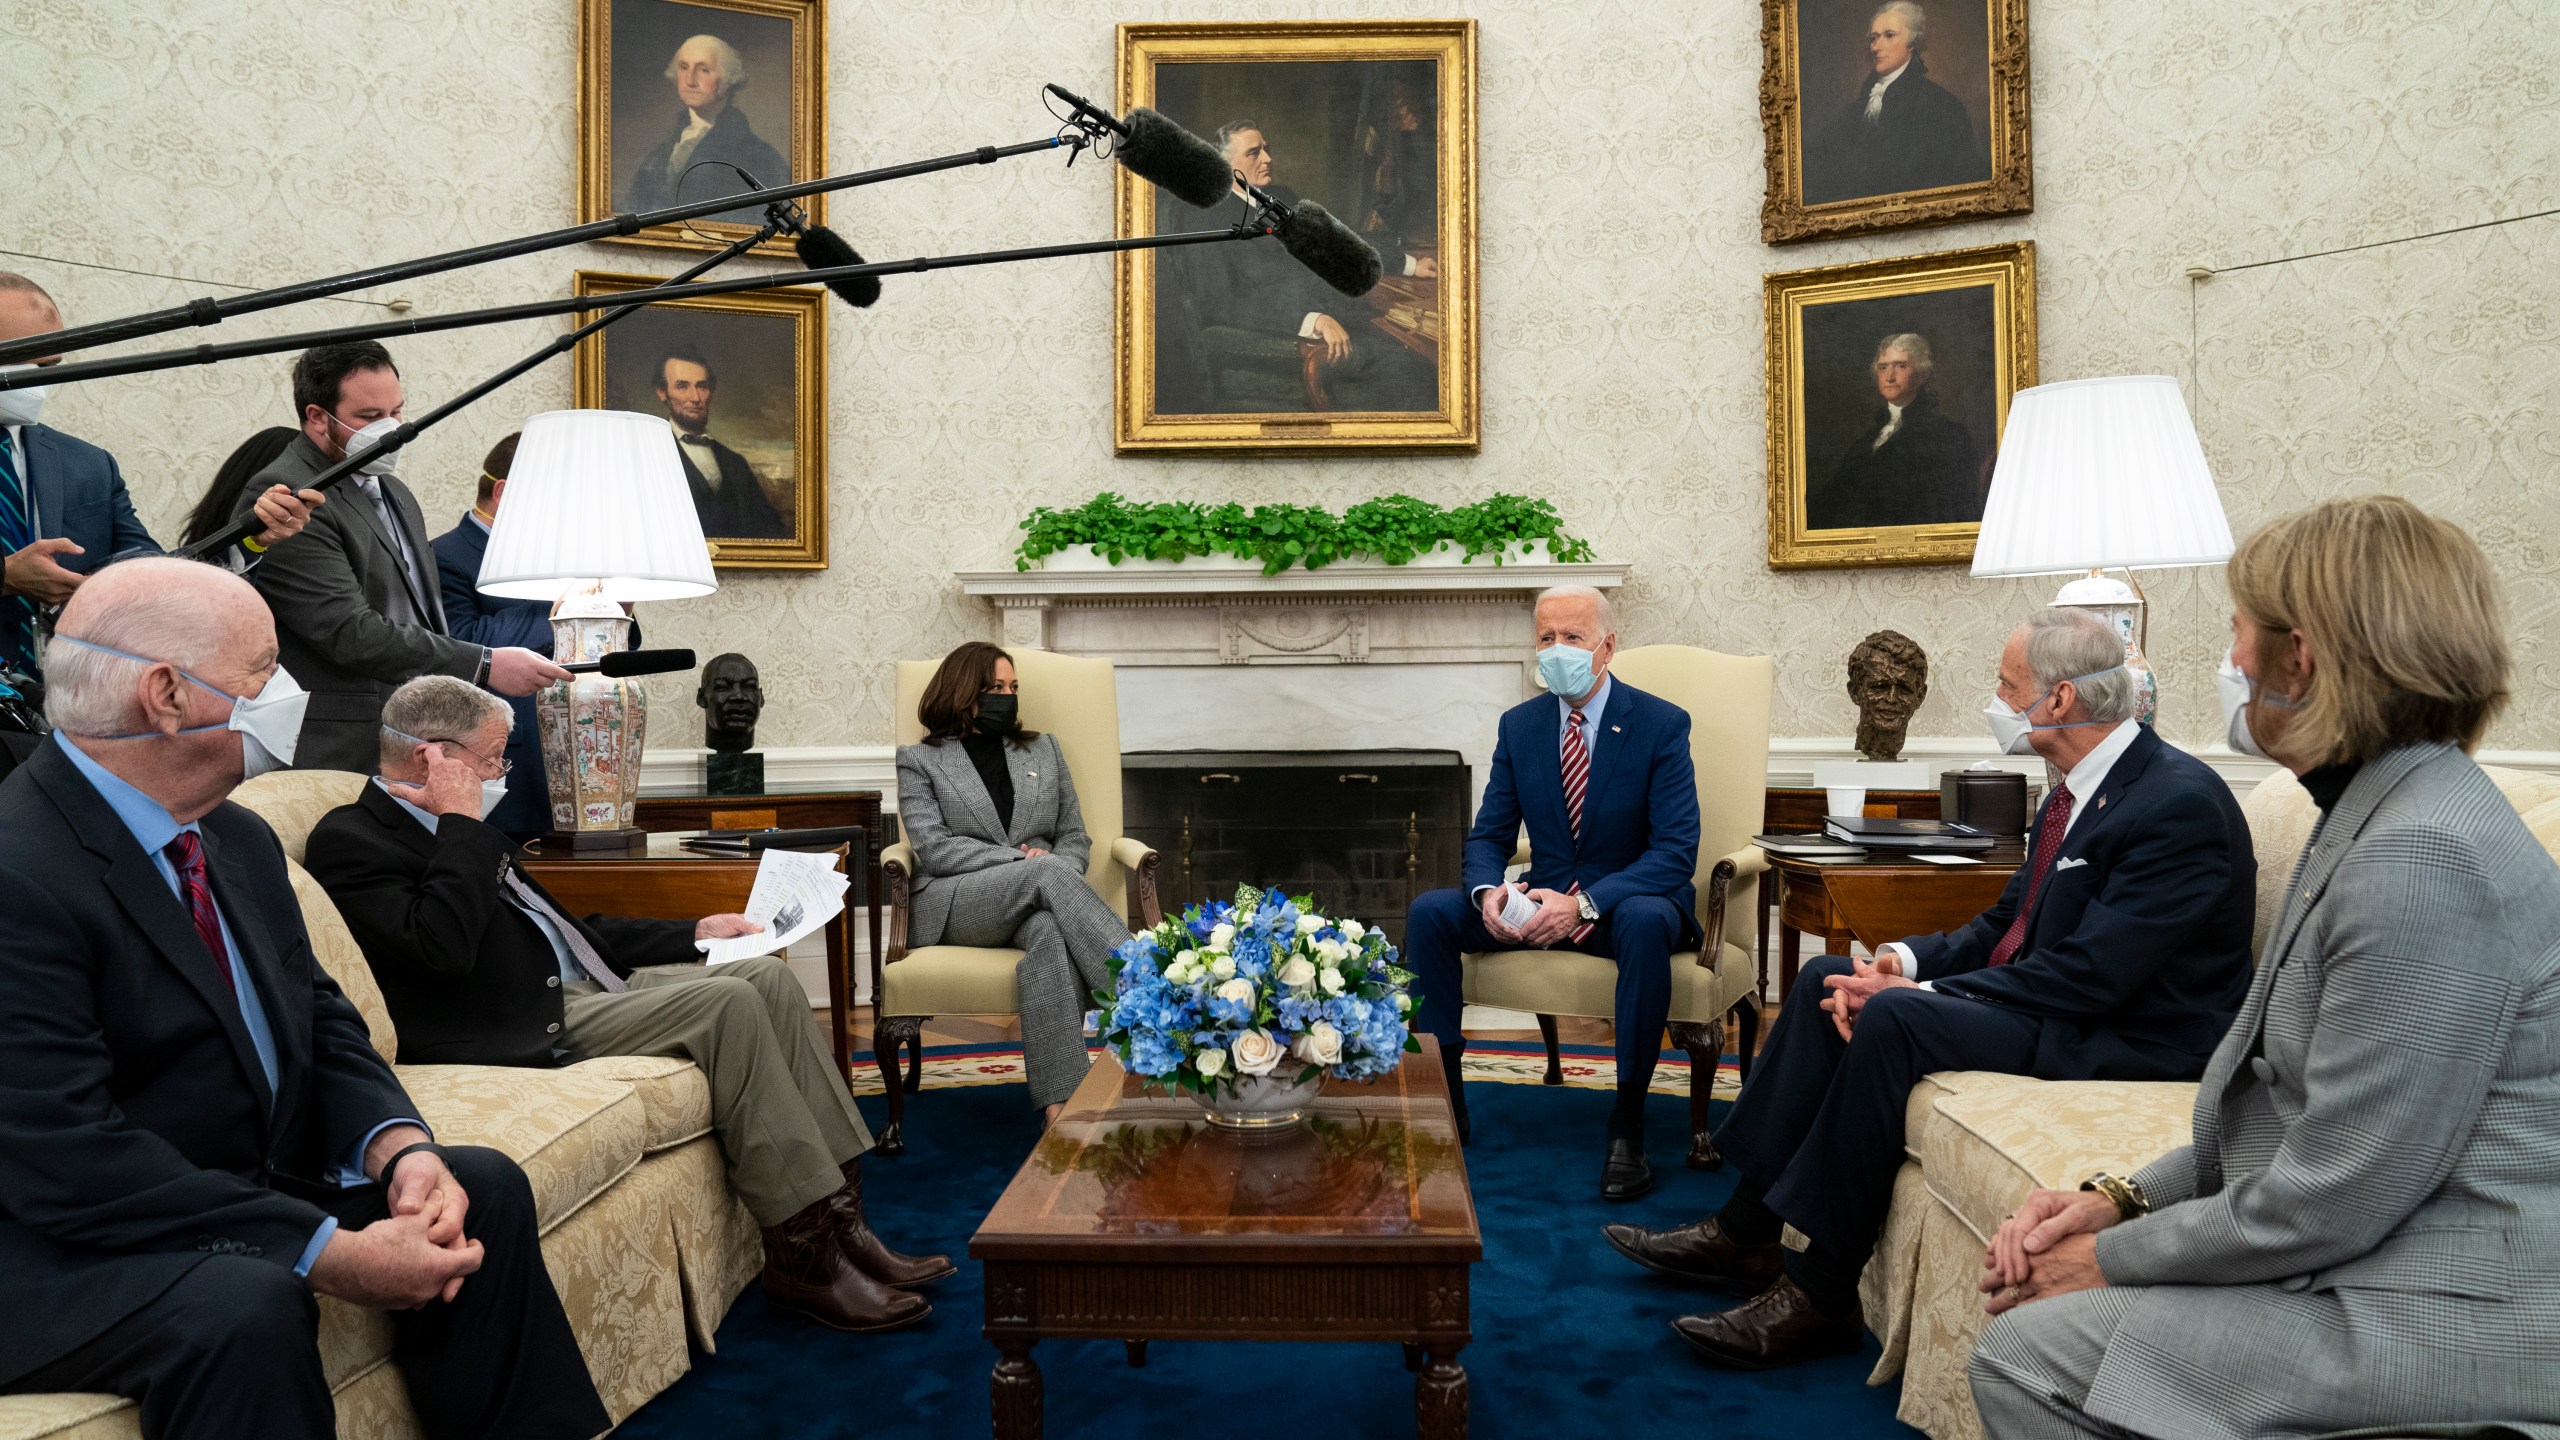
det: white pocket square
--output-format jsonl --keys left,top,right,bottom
{"left": 2051, "top": 856, "right": 2089, "bottom": 871}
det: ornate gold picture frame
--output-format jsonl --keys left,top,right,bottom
{"left": 1765, "top": 242, "right": 2036, "bottom": 570}
{"left": 1760, "top": 0, "right": 2031, "bottom": 244}
{"left": 1114, "top": 20, "right": 1479, "bottom": 454}
{"left": 579, "top": 0, "right": 825, "bottom": 256}
{"left": 572, "top": 271, "right": 828, "bottom": 571}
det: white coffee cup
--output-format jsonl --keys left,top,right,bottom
{"left": 1826, "top": 785, "right": 1868, "bottom": 819}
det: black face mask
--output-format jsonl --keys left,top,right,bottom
{"left": 973, "top": 693, "right": 1019, "bottom": 736}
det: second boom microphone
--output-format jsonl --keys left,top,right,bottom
{"left": 1044, "top": 84, "right": 1234, "bottom": 210}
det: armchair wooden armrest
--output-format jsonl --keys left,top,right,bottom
{"left": 879, "top": 842, "right": 918, "bottom": 986}
{"left": 1109, "top": 835, "right": 1164, "bottom": 929}
{"left": 1700, "top": 843, "right": 1768, "bottom": 977}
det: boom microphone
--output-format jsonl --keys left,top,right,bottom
{"left": 1257, "top": 191, "right": 1385, "bottom": 298}
{"left": 1044, "top": 83, "right": 1234, "bottom": 210}
{"left": 792, "top": 225, "right": 883, "bottom": 308}
{"left": 562, "top": 649, "right": 699, "bottom": 677}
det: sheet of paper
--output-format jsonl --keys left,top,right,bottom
{"left": 1913, "top": 853, "right": 1983, "bottom": 866}
{"left": 1499, "top": 884, "right": 1539, "bottom": 930}
{"left": 697, "top": 848, "right": 848, "bottom": 965}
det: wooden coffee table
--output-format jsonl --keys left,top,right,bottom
{"left": 971, "top": 1039, "right": 1481, "bottom": 1438}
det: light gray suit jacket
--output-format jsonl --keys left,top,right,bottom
{"left": 896, "top": 732, "right": 1091, "bottom": 946}
{"left": 237, "top": 437, "right": 482, "bottom": 772}
{"left": 2085, "top": 742, "right": 2560, "bottom": 1437}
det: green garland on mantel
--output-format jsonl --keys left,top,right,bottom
{"left": 1013, "top": 492, "right": 1598, "bottom": 576}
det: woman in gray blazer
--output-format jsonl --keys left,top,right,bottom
{"left": 896, "top": 643, "right": 1131, "bottom": 1120}
{"left": 1969, "top": 495, "right": 2560, "bottom": 1439}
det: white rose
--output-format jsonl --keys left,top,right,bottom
{"left": 1314, "top": 937, "right": 1348, "bottom": 965}
{"left": 1169, "top": 961, "right": 1200, "bottom": 985}
{"left": 1320, "top": 969, "right": 1345, "bottom": 995}
{"left": 1277, "top": 956, "right": 1316, "bottom": 989}
{"left": 1341, "top": 919, "right": 1366, "bottom": 942}
{"left": 1231, "top": 1029, "right": 1285, "bottom": 1076}
{"left": 1211, "top": 954, "right": 1238, "bottom": 980}
{"left": 1293, "top": 1021, "right": 1344, "bottom": 1066}
{"left": 1209, "top": 923, "right": 1235, "bottom": 949}
{"left": 1175, "top": 949, "right": 1199, "bottom": 969}
{"left": 1215, "top": 977, "right": 1256, "bottom": 1006}
{"left": 1395, "top": 993, "right": 1413, "bottom": 1013}
{"left": 1296, "top": 914, "right": 1325, "bottom": 936}
{"left": 1194, "top": 1046, "right": 1227, "bottom": 1079}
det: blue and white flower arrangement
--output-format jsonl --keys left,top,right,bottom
{"left": 1089, "top": 885, "right": 1422, "bottom": 1095}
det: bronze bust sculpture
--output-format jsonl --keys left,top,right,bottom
{"left": 697, "top": 653, "right": 766, "bottom": 794}
{"left": 1846, "top": 630, "right": 1928, "bottom": 762}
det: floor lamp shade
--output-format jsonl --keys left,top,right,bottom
{"left": 478, "top": 409, "right": 718, "bottom": 602}
{"left": 1970, "top": 376, "right": 2233, "bottom": 579}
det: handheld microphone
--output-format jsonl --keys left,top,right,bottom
{"left": 562, "top": 649, "right": 699, "bottom": 677}
{"left": 1239, "top": 184, "right": 1385, "bottom": 298}
{"left": 1044, "top": 84, "right": 1234, "bottom": 210}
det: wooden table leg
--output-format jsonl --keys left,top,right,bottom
{"left": 992, "top": 1338, "right": 1042, "bottom": 1440}
{"left": 1123, "top": 1339, "right": 1147, "bottom": 1368}
{"left": 1416, "top": 1343, "right": 1468, "bottom": 1440}
{"left": 1402, "top": 1342, "right": 1424, "bottom": 1372}
{"left": 825, "top": 892, "right": 852, "bottom": 1088}
{"left": 1779, "top": 919, "right": 1802, "bottom": 1003}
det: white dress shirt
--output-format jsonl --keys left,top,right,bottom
{"left": 671, "top": 424, "right": 723, "bottom": 491}
{"left": 1863, "top": 60, "right": 1912, "bottom": 121}
{"left": 1871, "top": 400, "right": 1906, "bottom": 449}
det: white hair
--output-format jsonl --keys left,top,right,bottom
{"left": 1534, "top": 584, "right": 1616, "bottom": 634}
{"left": 2020, "top": 610, "right": 2137, "bottom": 724}
{"left": 1875, "top": 332, "right": 1935, "bottom": 383}
{"left": 42, "top": 568, "right": 232, "bottom": 736}
{"left": 379, "top": 675, "right": 511, "bottom": 771}
{"left": 667, "top": 34, "right": 748, "bottom": 93}
{"left": 1873, "top": 1, "right": 1928, "bottom": 46}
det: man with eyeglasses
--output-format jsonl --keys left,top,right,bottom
{"left": 305, "top": 676, "right": 948, "bottom": 1335}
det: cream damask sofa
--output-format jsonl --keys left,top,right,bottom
{"left": 1, "top": 770, "right": 764, "bottom": 1440}
{"left": 1862, "top": 762, "right": 2560, "bottom": 1440}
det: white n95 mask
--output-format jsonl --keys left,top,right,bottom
{"left": 51, "top": 635, "right": 308, "bottom": 779}
{"left": 2216, "top": 650, "right": 2298, "bottom": 759}
{"left": 479, "top": 776, "right": 509, "bottom": 820}
{"left": 1981, "top": 666, "right": 2127, "bottom": 756}
{"left": 329, "top": 414, "right": 403, "bottom": 477}
{"left": 0, "top": 367, "right": 47, "bottom": 427}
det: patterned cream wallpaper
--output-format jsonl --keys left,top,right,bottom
{"left": 10, "top": 0, "right": 2555, "bottom": 754}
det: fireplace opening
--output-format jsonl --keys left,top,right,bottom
{"left": 1122, "top": 750, "right": 1471, "bottom": 946}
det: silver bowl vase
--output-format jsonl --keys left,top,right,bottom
{"left": 1194, "top": 1069, "right": 1327, "bottom": 1131}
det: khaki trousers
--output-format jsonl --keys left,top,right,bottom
{"left": 562, "top": 954, "right": 871, "bottom": 1227}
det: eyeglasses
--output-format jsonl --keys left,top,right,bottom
{"left": 427, "top": 738, "right": 513, "bottom": 777}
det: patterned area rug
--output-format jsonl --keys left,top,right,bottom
{"left": 848, "top": 1039, "right": 1742, "bottom": 1100}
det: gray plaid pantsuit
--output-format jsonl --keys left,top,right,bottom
{"left": 896, "top": 733, "right": 1131, "bottom": 1106}
{"left": 1970, "top": 743, "right": 2560, "bottom": 1439}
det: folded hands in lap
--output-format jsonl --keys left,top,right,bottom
{"left": 310, "top": 1128, "right": 485, "bottom": 1310}
{"left": 1478, "top": 884, "right": 1582, "bottom": 948}
{"left": 1981, "top": 1187, "right": 2119, "bottom": 1315}
{"left": 1819, "top": 951, "right": 1918, "bottom": 1041}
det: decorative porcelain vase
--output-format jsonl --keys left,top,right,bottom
{"left": 536, "top": 590, "right": 645, "bottom": 843}
{"left": 1192, "top": 1070, "right": 1327, "bottom": 1132}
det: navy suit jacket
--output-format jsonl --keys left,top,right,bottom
{"left": 18, "top": 423, "right": 159, "bottom": 574}
{"left": 1462, "top": 680, "right": 1702, "bottom": 944}
{"left": 430, "top": 514, "right": 554, "bottom": 838}
{"left": 1900, "top": 725, "right": 2257, "bottom": 1080}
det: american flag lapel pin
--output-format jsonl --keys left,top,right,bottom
{"left": 1610, "top": 725, "right": 1622, "bottom": 733}
{"left": 2096, "top": 796, "right": 2107, "bottom": 810}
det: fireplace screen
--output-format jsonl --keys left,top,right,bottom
{"left": 1122, "top": 750, "right": 1471, "bottom": 946}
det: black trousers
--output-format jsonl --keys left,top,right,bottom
{"left": 1714, "top": 955, "right": 2040, "bottom": 1265}
{"left": 3, "top": 1145, "right": 607, "bottom": 1440}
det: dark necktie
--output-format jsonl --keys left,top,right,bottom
{"left": 498, "top": 864, "right": 627, "bottom": 992}
{"left": 1985, "top": 783, "right": 2076, "bottom": 967}
{"left": 0, "top": 430, "right": 37, "bottom": 673}
{"left": 1560, "top": 709, "right": 1595, "bottom": 944}
{"left": 164, "top": 831, "right": 238, "bottom": 992}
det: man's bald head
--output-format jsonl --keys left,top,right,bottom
{"left": 47, "top": 559, "right": 275, "bottom": 736}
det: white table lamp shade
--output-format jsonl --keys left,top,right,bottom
{"left": 477, "top": 409, "right": 718, "bottom": 601}
{"left": 1970, "top": 376, "right": 2234, "bottom": 578}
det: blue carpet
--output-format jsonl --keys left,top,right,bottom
{"left": 614, "top": 1080, "right": 1925, "bottom": 1440}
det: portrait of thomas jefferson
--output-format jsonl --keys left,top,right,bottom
{"left": 1805, "top": 331, "right": 1987, "bottom": 531}
{"left": 620, "top": 32, "right": 790, "bottom": 222}
{"left": 1802, "top": 1, "right": 1990, "bottom": 205}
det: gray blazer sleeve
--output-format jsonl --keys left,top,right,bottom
{"left": 241, "top": 503, "right": 479, "bottom": 684}
{"left": 1042, "top": 734, "right": 1093, "bottom": 873}
{"left": 896, "top": 744, "right": 1025, "bottom": 879}
{"left": 2097, "top": 834, "right": 2518, "bottom": 1287}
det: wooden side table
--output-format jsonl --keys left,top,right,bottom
{"left": 634, "top": 787, "right": 885, "bottom": 978}
{"left": 1758, "top": 788, "right": 1943, "bottom": 988}
{"left": 523, "top": 832, "right": 867, "bottom": 1086}
{"left": 1765, "top": 843, "right": 2025, "bottom": 1000}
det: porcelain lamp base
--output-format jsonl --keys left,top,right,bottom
{"left": 537, "top": 593, "right": 649, "bottom": 850}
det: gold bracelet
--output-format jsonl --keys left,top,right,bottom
{"left": 2080, "top": 1172, "right": 2149, "bottom": 1221}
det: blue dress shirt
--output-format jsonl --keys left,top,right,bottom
{"left": 1556, "top": 671, "right": 1614, "bottom": 761}
{"left": 56, "top": 737, "right": 425, "bottom": 1274}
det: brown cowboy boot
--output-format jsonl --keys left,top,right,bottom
{"left": 761, "top": 1198, "right": 930, "bottom": 1332}
{"left": 827, "top": 1159, "right": 955, "bottom": 1289}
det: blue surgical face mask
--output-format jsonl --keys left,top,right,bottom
{"left": 1536, "top": 642, "right": 1597, "bottom": 701}
{"left": 50, "top": 635, "right": 308, "bottom": 778}
{"left": 1981, "top": 666, "right": 2126, "bottom": 756}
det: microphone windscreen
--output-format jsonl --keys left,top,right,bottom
{"left": 597, "top": 648, "right": 699, "bottom": 678}
{"left": 1119, "top": 108, "right": 1236, "bottom": 211}
{"left": 794, "top": 226, "right": 882, "bottom": 309}
{"left": 1273, "top": 200, "right": 1384, "bottom": 298}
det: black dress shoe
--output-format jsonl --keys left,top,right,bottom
{"left": 1670, "top": 1276, "right": 1862, "bottom": 1371}
{"left": 1600, "top": 1138, "right": 1654, "bottom": 1201}
{"left": 1601, "top": 1215, "right": 1783, "bottom": 1292}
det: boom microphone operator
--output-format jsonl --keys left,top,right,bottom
{"left": 1238, "top": 181, "right": 1386, "bottom": 298}
{"left": 1044, "top": 83, "right": 1233, "bottom": 210}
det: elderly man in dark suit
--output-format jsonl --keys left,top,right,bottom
{"left": 307, "top": 676, "right": 948, "bottom": 1335}
{"left": 0, "top": 558, "right": 604, "bottom": 1439}
{"left": 0, "top": 271, "right": 317, "bottom": 684}
{"left": 1607, "top": 608, "right": 2256, "bottom": 1370}
{"left": 653, "top": 349, "right": 792, "bottom": 539}
{"left": 1803, "top": 0, "right": 1986, "bottom": 204}
{"left": 235, "top": 342, "right": 565, "bottom": 771}
{"left": 621, "top": 33, "right": 790, "bottom": 223}
{"left": 1404, "top": 584, "right": 1702, "bottom": 1199}
{"left": 1806, "top": 331, "right": 1986, "bottom": 530}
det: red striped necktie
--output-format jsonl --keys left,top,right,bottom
{"left": 1985, "top": 782, "right": 2075, "bottom": 967}
{"left": 1561, "top": 709, "right": 1595, "bottom": 943}
{"left": 164, "top": 831, "right": 237, "bottom": 992}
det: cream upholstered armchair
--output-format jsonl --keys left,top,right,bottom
{"left": 874, "top": 648, "right": 1161, "bottom": 1152}
{"left": 1460, "top": 644, "right": 1773, "bottom": 1168}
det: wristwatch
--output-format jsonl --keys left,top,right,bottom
{"left": 1575, "top": 892, "right": 1599, "bottom": 923}
{"left": 2081, "top": 1171, "right": 2150, "bottom": 1222}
